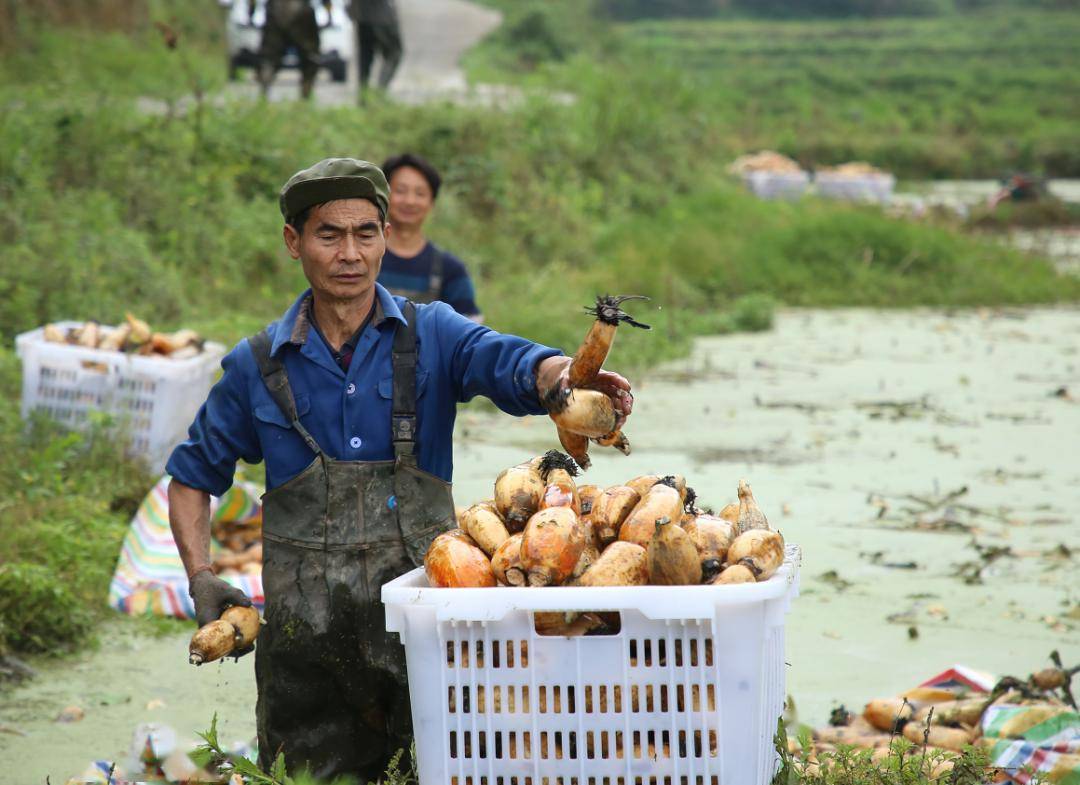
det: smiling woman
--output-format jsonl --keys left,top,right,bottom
{"left": 379, "top": 152, "right": 484, "bottom": 321}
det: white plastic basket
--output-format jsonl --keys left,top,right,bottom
{"left": 741, "top": 171, "right": 811, "bottom": 201}
{"left": 14, "top": 322, "right": 225, "bottom": 473}
{"left": 383, "top": 545, "right": 801, "bottom": 784}
{"left": 814, "top": 173, "right": 896, "bottom": 204}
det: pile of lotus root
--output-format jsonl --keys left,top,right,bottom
{"left": 210, "top": 514, "right": 262, "bottom": 576}
{"left": 425, "top": 451, "right": 786, "bottom": 602}
{"left": 796, "top": 653, "right": 1079, "bottom": 775}
{"left": 728, "top": 150, "right": 804, "bottom": 175}
{"left": 42, "top": 313, "right": 205, "bottom": 359}
{"left": 815, "top": 161, "right": 890, "bottom": 177}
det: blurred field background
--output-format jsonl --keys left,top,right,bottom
{"left": 1, "top": 0, "right": 1077, "bottom": 698}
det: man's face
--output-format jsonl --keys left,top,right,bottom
{"left": 387, "top": 166, "right": 434, "bottom": 230}
{"left": 283, "top": 198, "right": 390, "bottom": 301}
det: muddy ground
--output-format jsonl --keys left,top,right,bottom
{"left": 2, "top": 305, "right": 1078, "bottom": 781}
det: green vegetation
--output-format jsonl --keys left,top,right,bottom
{"left": 194, "top": 715, "right": 417, "bottom": 785}
{"left": 470, "top": 3, "right": 1080, "bottom": 178}
{"left": 773, "top": 722, "right": 1047, "bottom": 784}
{"left": 0, "top": 352, "right": 153, "bottom": 657}
{"left": 598, "top": 0, "right": 1079, "bottom": 19}
{"left": 0, "top": 1, "right": 1077, "bottom": 658}
{"left": 774, "top": 741, "right": 1028, "bottom": 785}
{"left": 192, "top": 714, "right": 1023, "bottom": 785}
{"left": 189, "top": 717, "right": 1027, "bottom": 785}
{"left": 967, "top": 199, "right": 1080, "bottom": 229}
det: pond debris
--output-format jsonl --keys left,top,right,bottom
{"left": 865, "top": 484, "right": 1029, "bottom": 534}
{"left": 1042, "top": 543, "right": 1074, "bottom": 564}
{"left": 887, "top": 597, "right": 956, "bottom": 626}
{"left": 818, "top": 570, "right": 853, "bottom": 591}
{"left": 829, "top": 704, "right": 854, "bottom": 727}
{"left": 752, "top": 358, "right": 819, "bottom": 377}
{"left": 0, "top": 654, "right": 36, "bottom": 684}
{"left": 886, "top": 606, "right": 919, "bottom": 625}
{"left": 861, "top": 550, "right": 918, "bottom": 569}
{"left": 753, "top": 395, "right": 829, "bottom": 415}
{"left": 56, "top": 705, "right": 85, "bottom": 723}
{"left": 986, "top": 410, "right": 1052, "bottom": 424}
{"left": 951, "top": 539, "right": 1014, "bottom": 584}
{"left": 932, "top": 435, "right": 960, "bottom": 456}
{"left": 1050, "top": 385, "right": 1074, "bottom": 401}
{"left": 980, "top": 467, "right": 1045, "bottom": 483}
{"left": 854, "top": 396, "right": 974, "bottom": 426}
{"left": 987, "top": 650, "right": 1079, "bottom": 710}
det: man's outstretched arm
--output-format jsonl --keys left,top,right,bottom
{"left": 169, "top": 478, "right": 252, "bottom": 628}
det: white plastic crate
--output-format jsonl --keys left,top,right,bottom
{"left": 15, "top": 322, "right": 225, "bottom": 473}
{"left": 384, "top": 545, "right": 801, "bottom": 785}
{"left": 741, "top": 171, "right": 811, "bottom": 201}
{"left": 813, "top": 173, "right": 896, "bottom": 204}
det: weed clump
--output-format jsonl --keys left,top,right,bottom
{"left": 0, "top": 563, "right": 91, "bottom": 655}
{"left": 0, "top": 351, "right": 154, "bottom": 655}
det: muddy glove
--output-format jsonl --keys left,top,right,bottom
{"left": 188, "top": 568, "right": 253, "bottom": 628}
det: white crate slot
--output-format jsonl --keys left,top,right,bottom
{"left": 15, "top": 322, "right": 225, "bottom": 473}
{"left": 814, "top": 173, "right": 896, "bottom": 204}
{"left": 384, "top": 546, "right": 801, "bottom": 784}
{"left": 741, "top": 171, "right": 811, "bottom": 201}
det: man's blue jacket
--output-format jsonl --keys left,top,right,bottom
{"left": 166, "top": 284, "right": 562, "bottom": 496}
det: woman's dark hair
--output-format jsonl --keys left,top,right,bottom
{"left": 381, "top": 153, "right": 442, "bottom": 199}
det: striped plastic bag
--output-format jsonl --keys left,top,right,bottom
{"left": 982, "top": 704, "right": 1080, "bottom": 784}
{"left": 108, "top": 475, "right": 264, "bottom": 619}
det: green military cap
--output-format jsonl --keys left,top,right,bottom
{"left": 279, "top": 157, "right": 390, "bottom": 221}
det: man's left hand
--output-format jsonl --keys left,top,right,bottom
{"left": 537, "top": 356, "right": 634, "bottom": 430}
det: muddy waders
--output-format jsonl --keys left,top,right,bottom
{"left": 353, "top": 0, "right": 402, "bottom": 95}
{"left": 258, "top": 0, "right": 321, "bottom": 99}
{"left": 248, "top": 303, "right": 454, "bottom": 780}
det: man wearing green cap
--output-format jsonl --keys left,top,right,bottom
{"left": 166, "top": 158, "right": 633, "bottom": 780}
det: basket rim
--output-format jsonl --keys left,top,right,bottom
{"left": 383, "top": 545, "right": 801, "bottom": 621}
{"left": 15, "top": 322, "right": 225, "bottom": 369}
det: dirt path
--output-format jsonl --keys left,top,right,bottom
{"left": 3, "top": 306, "right": 1079, "bottom": 781}
{"left": 225, "top": 0, "right": 503, "bottom": 106}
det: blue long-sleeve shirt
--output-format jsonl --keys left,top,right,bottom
{"left": 166, "top": 284, "right": 562, "bottom": 496}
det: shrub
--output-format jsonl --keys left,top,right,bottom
{"left": 0, "top": 563, "right": 91, "bottom": 655}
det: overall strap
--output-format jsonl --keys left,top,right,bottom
{"left": 391, "top": 301, "right": 418, "bottom": 464}
{"left": 248, "top": 330, "right": 324, "bottom": 457}
{"left": 426, "top": 249, "right": 444, "bottom": 303}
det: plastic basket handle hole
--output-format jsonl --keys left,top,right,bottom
{"left": 532, "top": 610, "right": 621, "bottom": 637}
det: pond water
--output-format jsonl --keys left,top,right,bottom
{"left": 3, "top": 306, "right": 1079, "bottom": 781}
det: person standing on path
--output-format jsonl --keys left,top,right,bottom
{"left": 378, "top": 153, "right": 483, "bottom": 321}
{"left": 167, "top": 158, "right": 633, "bottom": 781}
{"left": 350, "top": 0, "right": 402, "bottom": 98}
{"left": 252, "top": 0, "right": 332, "bottom": 99}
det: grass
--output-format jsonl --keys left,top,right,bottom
{"left": 468, "top": 3, "right": 1080, "bottom": 178}
{"left": 0, "top": 350, "right": 155, "bottom": 658}
{"left": 187, "top": 719, "right": 1026, "bottom": 784}
{"left": 0, "top": 3, "right": 1078, "bottom": 658}
{"left": 966, "top": 198, "right": 1080, "bottom": 229}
